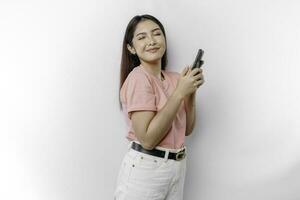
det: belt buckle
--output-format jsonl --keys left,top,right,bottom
{"left": 175, "top": 150, "right": 185, "bottom": 161}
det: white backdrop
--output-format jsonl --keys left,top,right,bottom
{"left": 1, "top": 0, "right": 300, "bottom": 199}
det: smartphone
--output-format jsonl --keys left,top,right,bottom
{"left": 191, "top": 49, "right": 204, "bottom": 70}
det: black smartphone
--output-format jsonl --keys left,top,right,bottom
{"left": 191, "top": 49, "right": 204, "bottom": 70}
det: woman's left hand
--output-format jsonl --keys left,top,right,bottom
{"left": 187, "top": 65, "right": 204, "bottom": 89}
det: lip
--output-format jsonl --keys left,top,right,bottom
{"left": 146, "top": 47, "right": 160, "bottom": 52}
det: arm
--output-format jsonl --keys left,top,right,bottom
{"left": 184, "top": 92, "right": 196, "bottom": 136}
{"left": 132, "top": 90, "right": 184, "bottom": 150}
{"left": 146, "top": 90, "right": 184, "bottom": 149}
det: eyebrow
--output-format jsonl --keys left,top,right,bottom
{"left": 135, "top": 28, "right": 161, "bottom": 37}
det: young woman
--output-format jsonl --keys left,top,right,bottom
{"left": 114, "top": 14, "right": 204, "bottom": 200}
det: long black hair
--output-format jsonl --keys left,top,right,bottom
{"left": 118, "top": 14, "right": 168, "bottom": 110}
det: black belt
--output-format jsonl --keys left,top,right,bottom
{"left": 131, "top": 142, "right": 186, "bottom": 161}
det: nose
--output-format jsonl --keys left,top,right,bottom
{"left": 147, "top": 35, "right": 156, "bottom": 45}
{"left": 148, "top": 39, "right": 156, "bottom": 46}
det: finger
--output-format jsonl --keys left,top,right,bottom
{"left": 188, "top": 66, "right": 192, "bottom": 74}
{"left": 186, "top": 66, "right": 192, "bottom": 76}
{"left": 195, "top": 78, "right": 205, "bottom": 87}
{"left": 184, "top": 66, "right": 192, "bottom": 76}
{"left": 191, "top": 68, "right": 203, "bottom": 76}
{"left": 196, "top": 68, "right": 203, "bottom": 74}
{"left": 181, "top": 66, "right": 189, "bottom": 76}
{"left": 193, "top": 73, "right": 203, "bottom": 81}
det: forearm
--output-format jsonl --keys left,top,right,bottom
{"left": 185, "top": 93, "right": 196, "bottom": 136}
{"left": 145, "top": 90, "right": 184, "bottom": 149}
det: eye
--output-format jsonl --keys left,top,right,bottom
{"left": 138, "top": 37, "right": 145, "bottom": 40}
{"left": 154, "top": 32, "right": 161, "bottom": 35}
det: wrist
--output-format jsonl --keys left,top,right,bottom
{"left": 173, "top": 90, "right": 184, "bottom": 101}
{"left": 184, "top": 93, "right": 196, "bottom": 107}
{"left": 185, "top": 92, "right": 196, "bottom": 101}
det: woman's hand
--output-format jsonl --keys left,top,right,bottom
{"left": 175, "top": 65, "right": 205, "bottom": 98}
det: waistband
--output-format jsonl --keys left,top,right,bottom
{"left": 127, "top": 140, "right": 187, "bottom": 153}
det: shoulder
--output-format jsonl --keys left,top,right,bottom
{"left": 128, "top": 66, "right": 150, "bottom": 79}
{"left": 124, "top": 67, "right": 154, "bottom": 87}
{"left": 120, "top": 67, "right": 153, "bottom": 98}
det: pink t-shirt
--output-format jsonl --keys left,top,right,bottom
{"left": 120, "top": 64, "right": 187, "bottom": 149}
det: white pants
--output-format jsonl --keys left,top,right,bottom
{"left": 114, "top": 141, "right": 187, "bottom": 200}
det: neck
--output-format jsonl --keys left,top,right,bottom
{"left": 140, "top": 60, "right": 163, "bottom": 79}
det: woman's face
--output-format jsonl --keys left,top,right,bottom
{"left": 127, "top": 20, "right": 166, "bottom": 64}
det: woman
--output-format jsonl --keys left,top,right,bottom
{"left": 114, "top": 14, "right": 204, "bottom": 200}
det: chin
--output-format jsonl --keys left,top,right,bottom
{"left": 147, "top": 53, "right": 163, "bottom": 59}
{"left": 146, "top": 57, "right": 163, "bottom": 63}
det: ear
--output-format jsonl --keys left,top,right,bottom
{"left": 127, "top": 44, "right": 136, "bottom": 55}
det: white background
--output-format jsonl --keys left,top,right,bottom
{"left": 1, "top": 0, "right": 300, "bottom": 199}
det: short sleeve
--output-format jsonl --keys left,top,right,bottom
{"left": 124, "top": 72, "right": 157, "bottom": 119}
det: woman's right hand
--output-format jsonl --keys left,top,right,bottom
{"left": 175, "top": 65, "right": 204, "bottom": 99}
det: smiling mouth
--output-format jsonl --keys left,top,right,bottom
{"left": 147, "top": 48, "right": 160, "bottom": 53}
